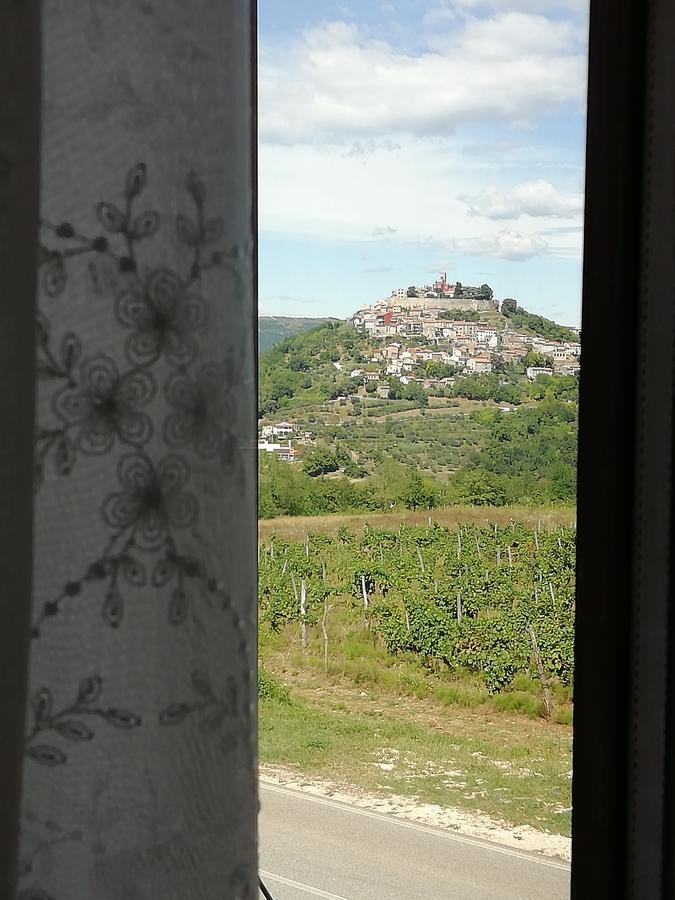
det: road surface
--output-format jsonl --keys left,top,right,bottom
{"left": 259, "top": 782, "right": 570, "bottom": 900}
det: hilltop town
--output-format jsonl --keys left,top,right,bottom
{"left": 351, "top": 274, "right": 580, "bottom": 380}
{"left": 257, "top": 276, "right": 581, "bottom": 469}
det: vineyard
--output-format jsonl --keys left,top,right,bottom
{"left": 259, "top": 520, "right": 575, "bottom": 711}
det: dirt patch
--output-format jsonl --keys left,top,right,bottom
{"left": 260, "top": 764, "right": 571, "bottom": 861}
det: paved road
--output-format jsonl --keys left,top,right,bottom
{"left": 259, "top": 782, "right": 570, "bottom": 900}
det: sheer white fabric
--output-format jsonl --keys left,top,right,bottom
{"left": 18, "top": 4, "right": 256, "bottom": 898}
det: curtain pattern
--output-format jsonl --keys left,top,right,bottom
{"left": 16, "top": 3, "right": 256, "bottom": 898}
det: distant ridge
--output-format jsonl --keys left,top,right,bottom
{"left": 258, "top": 316, "right": 341, "bottom": 353}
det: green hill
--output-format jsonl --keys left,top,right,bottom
{"left": 256, "top": 320, "right": 579, "bottom": 515}
{"left": 258, "top": 316, "right": 341, "bottom": 353}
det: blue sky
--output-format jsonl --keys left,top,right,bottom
{"left": 259, "top": 1, "right": 589, "bottom": 326}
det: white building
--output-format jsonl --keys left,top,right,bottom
{"left": 258, "top": 439, "right": 282, "bottom": 452}
{"left": 526, "top": 366, "right": 554, "bottom": 380}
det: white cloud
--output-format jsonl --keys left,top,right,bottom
{"left": 260, "top": 14, "right": 586, "bottom": 144}
{"left": 440, "top": 0, "right": 588, "bottom": 12}
{"left": 453, "top": 229, "right": 549, "bottom": 260}
{"left": 459, "top": 179, "right": 582, "bottom": 219}
{"left": 260, "top": 138, "right": 581, "bottom": 262}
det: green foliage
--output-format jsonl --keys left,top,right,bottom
{"left": 303, "top": 448, "right": 346, "bottom": 477}
{"left": 400, "top": 472, "right": 437, "bottom": 509}
{"left": 258, "top": 667, "right": 292, "bottom": 704}
{"left": 423, "top": 360, "right": 456, "bottom": 379}
{"left": 522, "top": 351, "right": 553, "bottom": 369}
{"left": 439, "top": 308, "right": 480, "bottom": 321}
{"left": 260, "top": 390, "right": 578, "bottom": 516}
{"left": 258, "top": 316, "right": 337, "bottom": 353}
{"left": 451, "top": 469, "right": 507, "bottom": 506}
{"left": 507, "top": 307, "right": 578, "bottom": 343}
{"left": 258, "top": 321, "right": 369, "bottom": 417}
{"left": 258, "top": 522, "right": 576, "bottom": 698}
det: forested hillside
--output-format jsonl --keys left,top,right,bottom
{"left": 258, "top": 315, "right": 339, "bottom": 352}
{"left": 258, "top": 322, "right": 578, "bottom": 515}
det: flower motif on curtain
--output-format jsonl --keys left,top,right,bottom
{"left": 26, "top": 160, "right": 252, "bottom": 897}
{"left": 115, "top": 269, "right": 206, "bottom": 368}
{"left": 52, "top": 355, "right": 156, "bottom": 454}
{"left": 164, "top": 363, "right": 234, "bottom": 458}
{"left": 102, "top": 452, "right": 197, "bottom": 550}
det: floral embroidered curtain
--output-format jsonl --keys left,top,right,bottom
{"left": 1, "top": 3, "right": 257, "bottom": 898}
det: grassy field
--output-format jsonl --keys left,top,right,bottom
{"left": 258, "top": 505, "right": 575, "bottom": 542}
{"left": 259, "top": 664, "right": 572, "bottom": 836}
{"left": 260, "top": 605, "right": 573, "bottom": 836}
{"left": 259, "top": 510, "right": 575, "bottom": 836}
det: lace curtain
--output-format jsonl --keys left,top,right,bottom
{"left": 1, "top": 3, "right": 257, "bottom": 898}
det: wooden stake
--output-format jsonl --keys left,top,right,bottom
{"left": 361, "top": 574, "right": 369, "bottom": 629}
{"left": 528, "top": 624, "right": 552, "bottom": 718}
{"left": 416, "top": 546, "right": 425, "bottom": 573}
{"left": 361, "top": 575, "right": 369, "bottom": 608}
{"left": 456, "top": 593, "right": 462, "bottom": 622}
{"left": 497, "top": 547, "right": 501, "bottom": 566}
{"left": 457, "top": 529, "right": 461, "bottom": 560}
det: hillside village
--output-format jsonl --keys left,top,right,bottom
{"left": 258, "top": 277, "right": 581, "bottom": 463}
{"left": 352, "top": 275, "right": 580, "bottom": 379}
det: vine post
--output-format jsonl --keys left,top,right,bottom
{"left": 360, "top": 574, "right": 369, "bottom": 629}
{"left": 528, "top": 624, "right": 552, "bottom": 718}
{"left": 416, "top": 547, "right": 425, "bottom": 573}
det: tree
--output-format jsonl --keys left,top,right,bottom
{"left": 403, "top": 381, "right": 428, "bottom": 407}
{"left": 424, "top": 360, "right": 454, "bottom": 379}
{"left": 521, "top": 351, "right": 552, "bottom": 369}
{"left": 401, "top": 472, "right": 437, "bottom": 510}
{"left": 501, "top": 297, "right": 517, "bottom": 317}
{"left": 490, "top": 352, "right": 507, "bottom": 375}
{"left": 406, "top": 285, "right": 417, "bottom": 298}
{"left": 479, "top": 283, "right": 494, "bottom": 301}
{"left": 454, "top": 470, "right": 506, "bottom": 506}
{"left": 303, "top": 449, "right": 339, "bottom": 477}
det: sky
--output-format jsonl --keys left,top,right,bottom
{"left": 258, "top": 0, "right": 589, "bottom": 327}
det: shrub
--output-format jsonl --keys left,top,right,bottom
{"left": 258, "top": 667, "right": 292, "bottom": 705}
